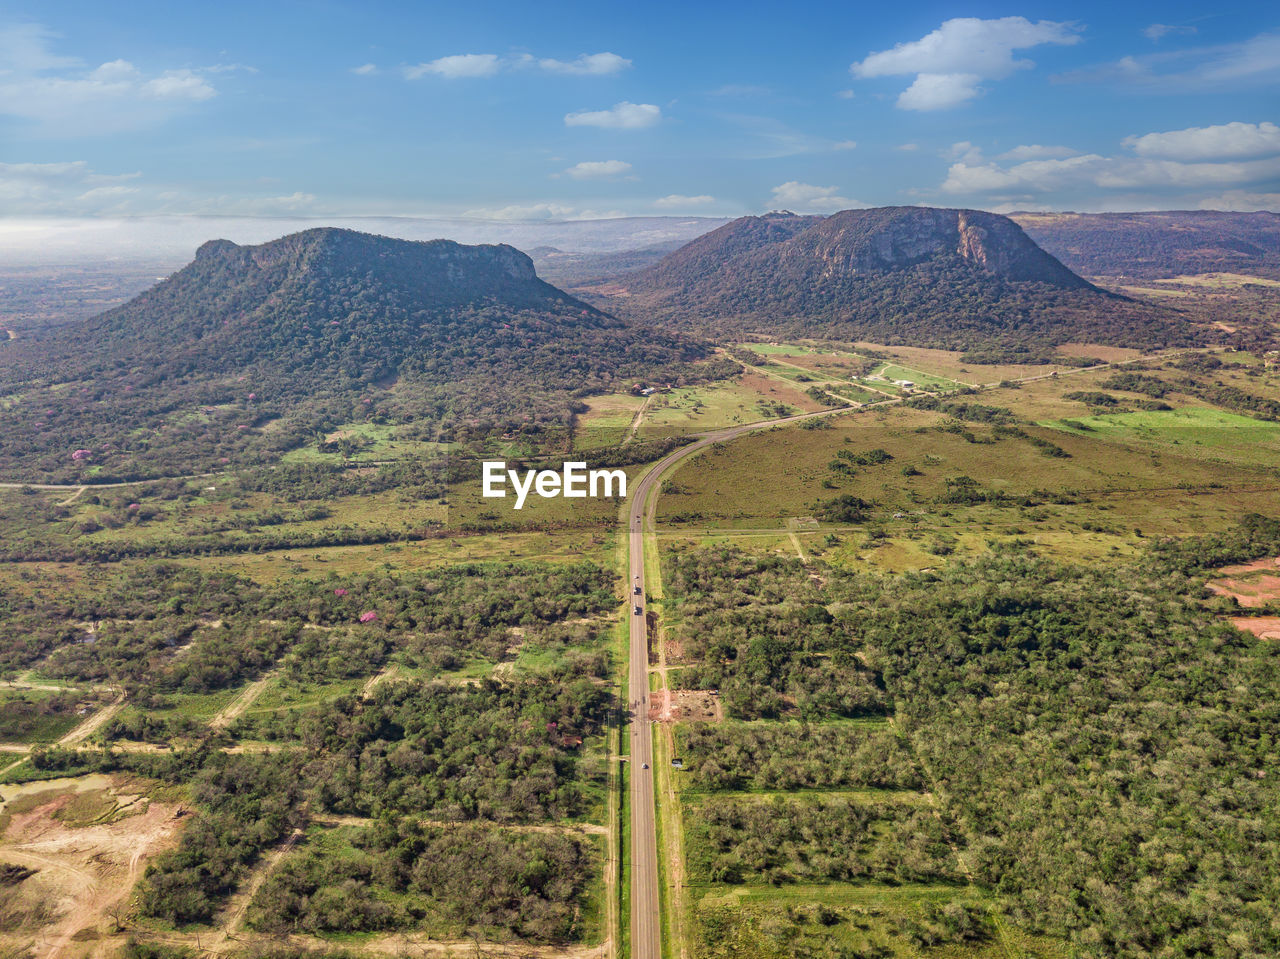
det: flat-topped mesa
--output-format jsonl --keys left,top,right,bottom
{"left": 192, "top": 227, "right": 541, "bottom": 295}
{"left": 0, "top": 227, "right": 716, "bottom": 478}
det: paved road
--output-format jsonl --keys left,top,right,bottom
{"left": 624, "top": 404, "right": 857, "bottom": 959}
{"left": 618, "top": 350, "right": 1191, "bottom": 954}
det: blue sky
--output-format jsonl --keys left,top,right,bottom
{"left": 2, "top": 1, "right": 1278, "bottom": 219}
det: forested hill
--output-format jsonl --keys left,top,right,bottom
{"left": 1011, "top": 210, "right": 1280, "bottom": 280}
{"left": 591, "top": 206, "right": 1193, "bottom": 351}
{"left": 0, "top": 228, "right": 722, "bottom": 482}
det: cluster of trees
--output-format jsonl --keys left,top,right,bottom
{"left": 247, "top": 820, "right": 594, "bottom": 943}
{"left": 665, "top": 531, "right": 1280, "bottom": 955}
{"left": 139, "top": 751, "right": 308, "bottom": 924}
{"left": 860, "top": 550, "right": 1280, "bottom": 955}
{"left": 0, "top": 520, "right": 441, "bottom": 563}
{"left": 237, "top": 674, "right": 611, "bottom": 823}
{"left": 1104, "top": 368, "right": 1280, "bottom": 421}
{"left": 813, "top": 495, "right": 873, "bottom": 523}
{"left": 8, "top": 560, "right": 616, "bottom": 697}
{"left": 677, "top": 723, "right": 922, "bottom": 791}
{"left": 687, "top": 796, "right": 960, "bottom": 886}
{"left": 235, "top": 459, "right": 446, "bottom": 502}
{"left": 904, "top": 395, "right": 1017, "bottom": 423}
{"left": 827, "top": 446, "right": 892, "bottom": 479}
{"left": 663, "top": 547, "right": 887, "bottom": 719}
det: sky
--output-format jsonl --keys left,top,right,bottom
{"left": 1, "top": 0, "right": 1278, "bottom": 221}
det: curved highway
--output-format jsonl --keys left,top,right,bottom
{"left": 624, "top": 404, "right": 859, "bottom": 959}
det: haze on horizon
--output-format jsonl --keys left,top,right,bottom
{"left": 0, "top": 0, "right": 1277, "bottom": 237}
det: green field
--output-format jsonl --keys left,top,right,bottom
{"left": 1045, "top": 405, "right": 1280, "bottom": 451}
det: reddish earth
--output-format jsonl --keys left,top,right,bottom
{"left": 650, "top": 689, "right": 722, "bottom": 723}
{"left": 737, "top": 370, "right": 829, "bottom": 412}
{"left": 0, "top": 776, "right": 186, "bottom": 959}
{"left": 1207, "top": 575, "right": 1280, "bottom": 607}
{"left": 1054, "top": 342, "right": 1143, "bottom": 362}
{"left": 1216, "top": 556, "right": 1280, "bottom": 576}
{"left": 1230, "top": 617, "right": 1280, "bottom": 640}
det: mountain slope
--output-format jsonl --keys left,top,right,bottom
{"left": 0, "top": 228, "right": 719, "bottom": 481}
{"left": 594, "top": 207, "right": 1190, "bottom": 350}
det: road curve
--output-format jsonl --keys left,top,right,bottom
{"left": 624, "top": 403, "right": 858, "bottom": 959}
{"left": 618, "top": 350, "right": 1166, "bottom": 954}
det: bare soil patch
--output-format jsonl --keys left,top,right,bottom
{"left": 738, "top": 370, "right": 827, "bottom": 412}
{"left": 1230, "top": 617, "right": 1280, "bottom": 640}
{"left": 0, "top": 775, "right": 186, "bottom": 959}
{"left": 1216, "top": 556, "right": 1280, "bottom": 577}
{"left": 1054, "top": 342, "right": 1143, "bottom": 362}
{"left": 651, "top": 689, "right": 721, "bottom": 724}
{"left": 1207, "top": 574, "right": 1280, "bottom": 608}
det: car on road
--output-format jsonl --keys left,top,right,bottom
{"left": 633, "top": 604, "right": 642, "bottom": 615}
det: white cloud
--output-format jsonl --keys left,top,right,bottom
{"left": 897, "top": 73, "right": 982, "bottom": 110}
{"left": 457, "top": 202, "right": 630, "bottom": 221}
{"left": 1196, "top": 190, "right": 1280, "bottom": 211}
{"left": 833, "top": 140, "right": 857, "bottom": 151}
{"left": 932, "top": 121, "right": 1280, "bottom": 207}
{"left": 564, "top": 101, "right": 661, "bottom": 129}
{"left": 0, "top": 160, "right": 328, "bottom": 217}
{"left": 259, "top": 192, "right": 317, "bottom": 211}
{"left": 537, "top": 52, "right": 630, "bottom": 75}
{"left": 950, "top": 155, "right": 1280, "bottom": 193}
{"left": 203, "top": 62, "right": 257, "bottom": 75}
{"left": 0, "top": 160, "right": 142, "bottom": 214}
{"left": 1123, "top": 121, "right": 1280, "bottom": 162}
{"left": 563, "top": 160, "right": 632, "bottom": 179}
{"left": 896, "top": 143, "right": 919, "bottom": 152}
{"left": 654, "top": 194, "right": 715, "bottom": 208}
{"left": 405, "top": 51, "right": 630, "bottom": 79}
{"left": 1144, "top": 24, "right": 1196, "bottom": 42}
{"left": 144, "top": 70, "right": 217, "bottom": 100}
{"left": 0, "top": 23, "right": 79, "bottom": 73}
{"left": 769, "top": 181, "right": 853, "bottom": 213}
{"left": 1058, "top": 32, "right": 1280, "bottom": 90}
{"left": 836, "top": 89, "right": 854, "bottom": 99}
{"left": 573, "top": 208, "right": 630, "bottom": 220}
{"left": 461, "top": 202, "right": 577, "bottom": 220}
{"left": 404, "top": 54, "right": 500, "bottom": 79}
{"left": 852, "top": 17, "right": 1081, "bottom": 110}
{"left": 997, "top": 144, "right": 1080, "bottom": 161}
{"left": 0, "top": 25, "right": 218, "bottom": 135}
{"left": 946, "top": 141, "right": 983, "bottom": 162}
{"left": 351, "top": 63, "right": 377, "bottom": 75}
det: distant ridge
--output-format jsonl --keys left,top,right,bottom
{"left": 1011, "top": 211, "right": 1280, "bottom": 280}
{"left": 592, "top": 206, "right": 1189, "bottom": 351}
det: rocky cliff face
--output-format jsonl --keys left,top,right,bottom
{"left": 777, "top": 207, "right": 1093, "bottom": 288}
{"left": 597, "top": 205, "right": 1173, "bottom": 349}
{"left": 625, "top": 206, "right": 1095, "bottom": 299}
